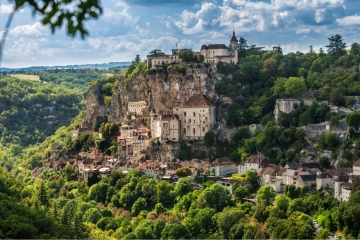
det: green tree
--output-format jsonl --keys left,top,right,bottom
{"left": 175, "top": 167, "right": 192, "bottom": 178}
{"left": 326, "top": 34, "right": 347, "bottom": 58}
{"left": 318, "top": 156, "right": 330, "bottom": 168}
{"left": 299, "top": 111, "right": 312, "bottom": 126}
{"left": 287, "top": 198, "right": 307, "bottom": 215}
{"left": 89, "top": 182, "right": 109, "bottom": 204}
{"left": 284, "top": 77, "right": 307, "bottom": 97}
{"left": 217, "top": 207, "right": 245, "bottom": 238}
{"left": 256, "top": 185, "right": 275, "bottom": 206}
{"left": 82, "top": 207, "right": 102, "bottom": 224}
{"left": 351, "top": 43, "right": 360, "bottom": 56}
{"left": 346, "top": 111, "right": 360, "bottom": 130}
{"left": 203, "top": 131, "right": 216, "bottom": 147}
{"left": 4, "top": 0, "right": 102, "bottom": 39}
{"left": 238, "top": 37, "right": 249, "bottom": 59}
{"left": 197, "top": 54, "right": 205, "bottom": 63}
{"left": 149, "top": 49, "right": 165, "bottom": 56}
{"left": 131, "top": 197, "right": 147, "bottom": 216}
{"left": 38, "top": 181, "right": 49, "bottom": 208}
{"left": 155, "top": 203, "right": 165, "bottom": 216}
{"left": 194, "top": 183, "right": 232, "bottom": 212}
{"left": 173, "top": 177, "right": 193, "bottom": 197}
{"left": 178, "top": 49, "right": 194, "bottom": 62}
{"left": 234, "top": 186, "right": 250, "bottom": 202}
{"left": 275, "top": 195, "right": 290, "bottom": 212}
{"left": 161, "top": 223, "right": 191, "bottom": 240}
{"left": 156, "top": 181, "right": 174, "bottom": 205}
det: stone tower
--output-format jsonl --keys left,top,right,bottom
{"left": 230, "top": 31, "right": 238, "bottom": 63}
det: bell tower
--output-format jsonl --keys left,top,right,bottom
{"left": 230, "top": 30, "right": 238, "bottom": 51}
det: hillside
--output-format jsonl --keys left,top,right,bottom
{"left": 3, "top": 38, "right": 360, "bottom": 240}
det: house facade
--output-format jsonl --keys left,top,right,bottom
{"left": 209, "top": 158, "right": 236, "bottom": 177}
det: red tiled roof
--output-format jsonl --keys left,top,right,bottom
{"left": 181, "top": 94, "right": 215, "bottom": 108}
{"left": 354, "top": 159, "right": 360, "bottom": 167}
{"left": 211, "top": 157, "right": 235, "bottom": 166}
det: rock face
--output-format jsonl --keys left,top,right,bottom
{"left": 83, "top": 67, "right": 220, "bottom": 129}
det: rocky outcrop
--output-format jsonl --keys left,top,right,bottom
{"left": 83, "top": 67, "right": 220, "bottom": 129}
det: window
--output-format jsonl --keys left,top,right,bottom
{"left": 193, "top": 112, "right": 195, "bottom": 116}
{"left": 184, "top": 120, "right": 186, "bottom": 123}
{"left": 194, "top": 120, "right": 195, "bottom": 123}
{"left": 193, "top": 128, "right": 195, "bottom": 134}
{"left": 202, "top": 127, "right": 205, "bottom": 132}
{"left": 184, "top": 112, "right": 186, "bottom": 116}
{"left": 189, "top": 119, "right": 191, "bottom": 123}
{"left": 184, "top": 128, "right": 186, "bottom": 135}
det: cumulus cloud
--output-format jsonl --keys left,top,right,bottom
{"left": 10, "top": 22, "right": 45, "bottom": 37}
{"left": 161, "top": 0, "right": 348, "bottom": 37}
{"left": 104, "top": 6, "right": 140, "bottom": 26}
{"left": 120, "top": 0, "right": 203, "bottom": 6}
{"left": 0, "top": 4, "right": 13, "bottom": 14}
{"left": 336, "top": 15, "right": 360, "bottom": 26}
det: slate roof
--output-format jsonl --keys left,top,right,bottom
{"left": 201, "top": 44, "right": 228, "bottom": 50}
{"left": 299, "top": 174, "right": 317, "bottom": 182}
{"left": 342, "top": 182, "right": 354, "bottom": 190}
{"left": 230, "top": 31, "right": 238, "bottom": 42}
{"left": 181, "top": 95, "right": 215, "bottom": 108}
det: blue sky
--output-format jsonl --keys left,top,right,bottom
{"left": 1, "top": 0, "right": 360, "bottom": 67}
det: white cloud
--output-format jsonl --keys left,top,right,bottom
{"left": 0, "top": 4, "right": 13, "bottom": 14}
{"left": 336, "top": 15, "right": 360, "bottom": 26}
{"left": 104, "top": 6, "right": 140, "bottom": 26}
{"left": 10, "top": 22, "right": 45, "bottom": 37}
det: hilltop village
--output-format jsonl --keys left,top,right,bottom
{"left": 30, "top": 32, "right": 360, "bottom": 204}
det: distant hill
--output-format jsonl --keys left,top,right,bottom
{"left": 0, "top": 62, "right": 131, "bottom": 73}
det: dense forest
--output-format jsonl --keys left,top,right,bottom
{"left": 2, "top": 34, "right": 360, "bottom": 239}
{"left": 0, "top": 76, "right": 83, "bottom": 147}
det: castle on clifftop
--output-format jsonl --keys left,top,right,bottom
{"left": 146, "top": 31, "right": 238, "bottom": 69}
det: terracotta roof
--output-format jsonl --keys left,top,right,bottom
{"left": 245, "top": 154, "right": 266, "bottom": 164}
{"left": 317, "top": 172, "right": 333, "bottom": 179}
{"left": 211, "top": 157, "right": 235, "bottom": 166}
{"left": 354, "top": 159, "right": 360, "bottom": 167}
{"left": 342, "top": 182, "right": 354, "bottom": 190}
{"left": 181, "top": 95, "right": 215, "bottom": 108}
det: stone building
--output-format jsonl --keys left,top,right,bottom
{"left": 209, "top": 157, "right": 236, "bottom": 177}
{"left": 146, "top": 31, "right": 238, "bottom": 68}
{"left": 174, "top": 94, "right": 216, "bottom": 141}
{"left": 274, "top": 99, "right": 301, "bottom": 122}
{"left": 150, "top": 94, "right": 216, "bottom": 142}
{"left": 238, "top": 153, "right": 276, "bottom": 174}
{"left": 128, "top": 101, "right": 147, "bottom": 114}
{"left": 200, "top": 31, "right": 238, "bottom": 64}
{"left": 147, "top": 49, "right": 183, "bottom": 69}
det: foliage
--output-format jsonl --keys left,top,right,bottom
{"left": 203, "top": 131, "right": 216, "bottom": 147}
{"left": 256, "top": 185, "right": 276, "bottom": 205}
{"left": 0, "top": 76, "right": 83, "bottom": 147}
{"left": 178, "top": 49, "right": 194, "bottom": 63}
{"left": 175, "top": 167, "right": 192, "bottom": 178}
{"left": 11, "top": 0, "right": 102, "bottom": 38}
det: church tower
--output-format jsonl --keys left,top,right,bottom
{"left": 230, "top": 31, "right": 238, "bottom": 63}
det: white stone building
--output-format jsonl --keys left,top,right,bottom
{"left": 200, "top": 31, "right": 238, "bottom": 64}
{"left": 209, "top": 158, "right": 236, "bottom": 177}
{"left": 150, "top": 94, "right": 217, "bottom": 142}
{"left": 353, "top": 159, "right": 360, "bottom": 175}
{"left": 316, "top": 172, "right": 334, "bottom": 190}
{"left": 174, "top": 94, "right": 216, "bottom": 141}
{"left": 274, "top": 99, "right": 301, "bottom": 122}
{"left": 128, "top": 101, "right": 147, "bottom": 113}
{"left": 146, "top": 31, "right": 239, "bottom": 68}
{"left": 238, "top": 154, "right": 276, "bottom": 174}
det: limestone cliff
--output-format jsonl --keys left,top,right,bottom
{"left": 83, "top": 67, "right": 221, "bottom": 129}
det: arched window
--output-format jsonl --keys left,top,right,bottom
{"left": 183, "top": 128, "right": 186, "bottom": 135}
{"left": 193, "top": 128, "right": 195, "bottom": 135}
